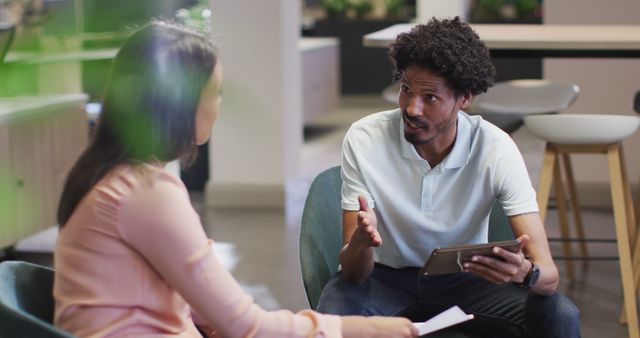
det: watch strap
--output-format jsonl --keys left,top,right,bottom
{"left": 514, "top": 261, "right": 539, "bottom": 289}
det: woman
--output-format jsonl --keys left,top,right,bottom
{"left": 53, "top": 21, "right": 417, "bottom": 338}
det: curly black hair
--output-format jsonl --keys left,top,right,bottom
{"left": 388, "top": 17, "right": 495, "bottom": 96}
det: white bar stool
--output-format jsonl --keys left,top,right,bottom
{"left": 525, "top": 113, "right": 640, "bottom": 338}
{"left": 468, "top": 79, "right": 580, "bottom": 134}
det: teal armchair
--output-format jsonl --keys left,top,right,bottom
{"left": 299, "top": 166, "right": 513, "bottom": 337}
{"left": 0, "top": 261, "right": 75, "bottom": 338}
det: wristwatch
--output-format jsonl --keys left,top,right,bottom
{"left": 514, "top": 262, "right": 540, "bottom": 290}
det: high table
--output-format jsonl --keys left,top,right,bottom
{"left": 1, "top": 47, "right": 118, "bottom": 96}
{"left": 2, "top": 29, "right": 123, "bottom": 96}
{"left": 5, "top": 48, "right": 118, "bottom": 64}
{"left": 363, "top": 22, "right": 640, "bottom": 338}
{"left": 363, "top": 23, "right": 640, "bottom": 57}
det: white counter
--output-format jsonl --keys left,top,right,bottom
{"left": 0, "top": 93, "right": 88, "bottom": 123}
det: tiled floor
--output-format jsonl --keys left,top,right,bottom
{"left": 9, "top": 95, "right": 636, "bottom": 337}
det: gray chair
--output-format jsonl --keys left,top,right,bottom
{"left": 467, "top": 79, "right": 580, "bottom": 134}
{"left": 0, "top": 261, "right": 75, "bottom": 338}
{"left": 381, "top": 80, "right": 401, "bottom": 105}
{"left": 299, "top": 166, "right": 512, "bottom": 337}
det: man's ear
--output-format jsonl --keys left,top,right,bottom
{"left": 458, "top": 92, "right": 472, "bottom": 109}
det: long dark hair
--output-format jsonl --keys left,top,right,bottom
{"left": 57, "top": 21, "right": 218, "bottom": 226}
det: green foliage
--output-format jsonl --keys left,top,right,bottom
{"left": 321, "top": 0, "right": 350, "bottom": 18}
{"left": 351, "top": 0, "right": 374, "bottom": 19}
{"left": 320, "top": 0, "right": 411, "bottom": 20}
{"left": 175, "top": 0, "right": 212, "bottom": 35}
{"left": 514, "top": 0, "right": 539, "bottom": 16}
{"left": 479, "top": 0, "right": 504, "bottom": 13}
{"left": 471, "top": 0, "right": 542, "bottom": 22}
{"left": 385, "top": 0, "right": 406, "bottom": 18}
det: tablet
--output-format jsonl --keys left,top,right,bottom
{"left": 419, "top": 239, "right": 521, "bottom": 276}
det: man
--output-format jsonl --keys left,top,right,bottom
{"left": 316, "top": 17, "right": 581, "bottom": 338}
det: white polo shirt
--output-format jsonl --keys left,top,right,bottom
{"left": 341, "top": 109, "right": 538, "bottom": 268}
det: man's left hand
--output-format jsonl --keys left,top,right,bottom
{"left": 462, "top": 234, "right": 532, "bottom": 284}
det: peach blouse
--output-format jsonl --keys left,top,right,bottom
{"left": 54, "top": 164, "right": 341, "bottom": 338}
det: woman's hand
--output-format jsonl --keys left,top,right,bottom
{"left": 463, "top": 234, "right": 532, "bottom": 284}
{"left": 195, "top": 324, "right": 217, "bottom": 337}
{"left": 342, "top": 316, "right": 418, "bottom": 338}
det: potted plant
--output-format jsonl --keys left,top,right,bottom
{"left": 351, "top": 0, "right": 373, "bottom": 19}
{"left": 175, "top": 0, "right": 211, "bottom": 34}
{"left": 385, "top": 0, "right": 406, "bottom": 18}
{"left": 321, "top": 0, "right": 350, "bottom": 19}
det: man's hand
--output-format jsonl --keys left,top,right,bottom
{"left": 462, "top": 234, "right": 532, "bottom": 284}
{"left": 350, "top": 195, "right": 382, "bottom": 247}
{"left": 339, "top": 195, "right": 381, "bottom": 283}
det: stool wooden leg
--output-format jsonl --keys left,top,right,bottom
{"left": 562, "top": 154, "right": 588, "bottom": 262}
{"left": 625, "top": 230, "right": 640, "bottom": 325}
{"left": 620, "top": 148, "right": 637, "bottom": 248}
{"left": 537, "top": 145, "right": 556, "bottom": 222}
{"left": 537, "top": 145, "right": 575, "bottom": 280}
{"left": 633, "top": 231, "right": 640, "bottom": 306}
{"left": 608, "top": 144, "right": 639, "bottom": 338}
{"left": 622, "top": 230, "right": 640, "bottom": 325}
{"left": 633, "top": 165, "right": 640, "bottom": 322}
{"left": 619, "top": 147, "right": 639, "bottom": 324}
{"left": 637, "top": 174, "right": 640, "bottom": 228}
{"left": 554, "top": 156, "right": 575, "bottom": 281}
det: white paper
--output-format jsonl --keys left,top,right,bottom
{"left": 412, "top": 306, "right": 474, "bottom": 336}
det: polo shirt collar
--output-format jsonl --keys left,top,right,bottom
{"left": 399, "top": 111, "right": 471, "bottom": 169}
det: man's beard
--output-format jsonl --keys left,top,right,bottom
{"left": 404, "top": 130, "right": 431, "bottom": 145}
{"left": 402, "top": 112, "right": 431, "bottom": 145}
{"left": 402, "top": 108, "right": 457, "bottom": 146}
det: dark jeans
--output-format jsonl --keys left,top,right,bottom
{"left": 317, "top": 264, "right": 581, "bottom": 338}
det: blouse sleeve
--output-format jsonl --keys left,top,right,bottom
{"left": 114, "top": 170, "right": 342, "bottom": 338}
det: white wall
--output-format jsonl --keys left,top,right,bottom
{"left": 544, "top": 0, "right": 640, "bottom": 205}
{"left": 207, "top": 0, "right": 302, "bottom": 207}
